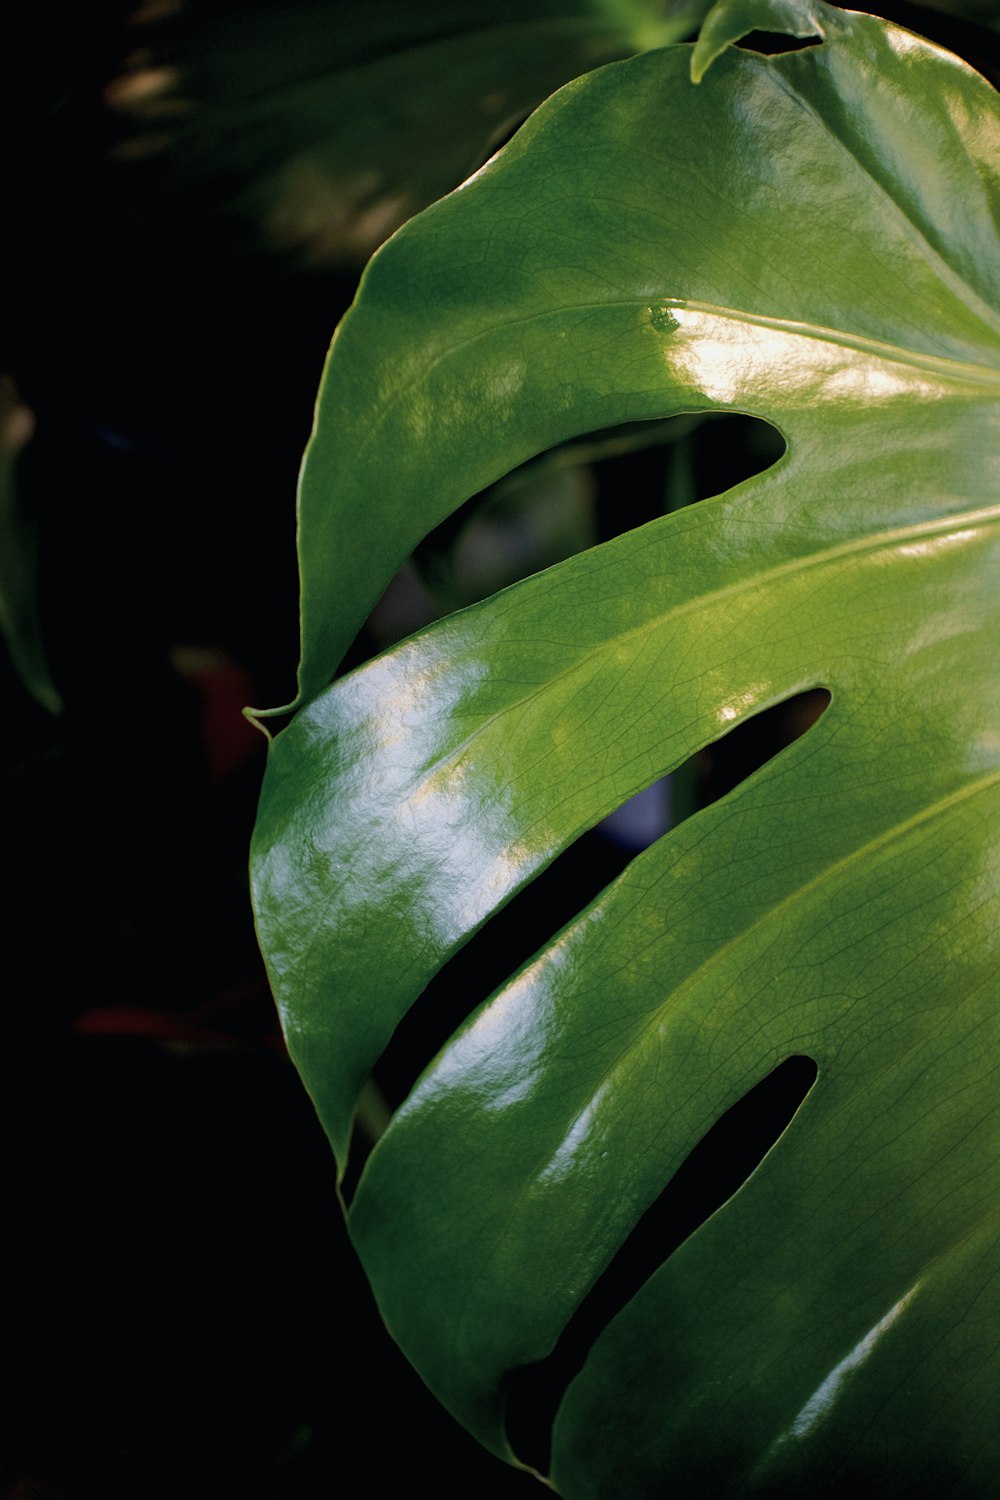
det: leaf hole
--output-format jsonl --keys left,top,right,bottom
{"left": 593, "top": 410, "right": 784, "bottom": 542}
{"left": 504, "top": 1054, "right": 819, "bottom": 1475}
{"left": 358, "top": 413, "right": 785, "bottom": 660}
{"left": 698, "top": 686, "right": 830, "bottom": 807}
{"left": 335, "top": 822, "right": 637, "bottom": 1205}
{"left": 735, "top": 31, "right": 824, "bottom": 58}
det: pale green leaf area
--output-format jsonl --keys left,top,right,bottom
{"left": 107, "top": 0, "right": 708, "bottom": 266}
{"left": 252, "top": 4, "right": 1000, "bottom": 1494}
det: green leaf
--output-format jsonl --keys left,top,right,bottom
{"left": 252, "top": 8, "right": 1000, "bottom": 1494}
{"left": 106, "top": 0, "right": 709, "bottom": 267}
{"left": 691, "top": 0, "right": 827, "bottom": 82}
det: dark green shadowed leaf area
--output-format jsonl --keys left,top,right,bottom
{"left": 250, "top": 3, "right": 1000, "bottom": 1495}
{"left": 104, "top": 0, "right": 711, "bottom": 269}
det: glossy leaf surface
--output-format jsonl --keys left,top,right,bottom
{"left": 252, "top": 6, "right": 1000, "bottom": 1493}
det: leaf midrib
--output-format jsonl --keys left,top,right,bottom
{"left": 667, "top": 298, "right": 1000, "bottom": 387}
{"left": 355, "top": 291, "right": 1000, "bottom": 457}
{"left": 338, "top": 37, "right": 1000, "bottom": 477}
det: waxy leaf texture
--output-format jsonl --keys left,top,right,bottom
{"left": 253, "top": 6, "right": 1000, "bottom": 1493}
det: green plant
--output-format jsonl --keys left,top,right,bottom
{"left": 250, "top": 0, "right": 1000, "bottom": 1492}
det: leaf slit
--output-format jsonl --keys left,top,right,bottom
{"left": 736, "top": 31, "right": 824, "bottom": 59}
{"left": 360, "top": 413, "right": 785, "bottom": 660}
{"left": 503, "top": 1055, "right": 820, "bottom": 1476}
{"left": 340, "top": 688, "right": 830, "bottom": 1203}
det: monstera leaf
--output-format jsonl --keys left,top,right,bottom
{"left": 252, "top": 1, "right": 1000, "bottom": 1493}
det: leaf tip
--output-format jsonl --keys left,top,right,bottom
{"left": 242, "top": 703, "right": 276, "bottom": 740}
{"left": 689, "top": 47, "right": 711, "bottom": 84}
